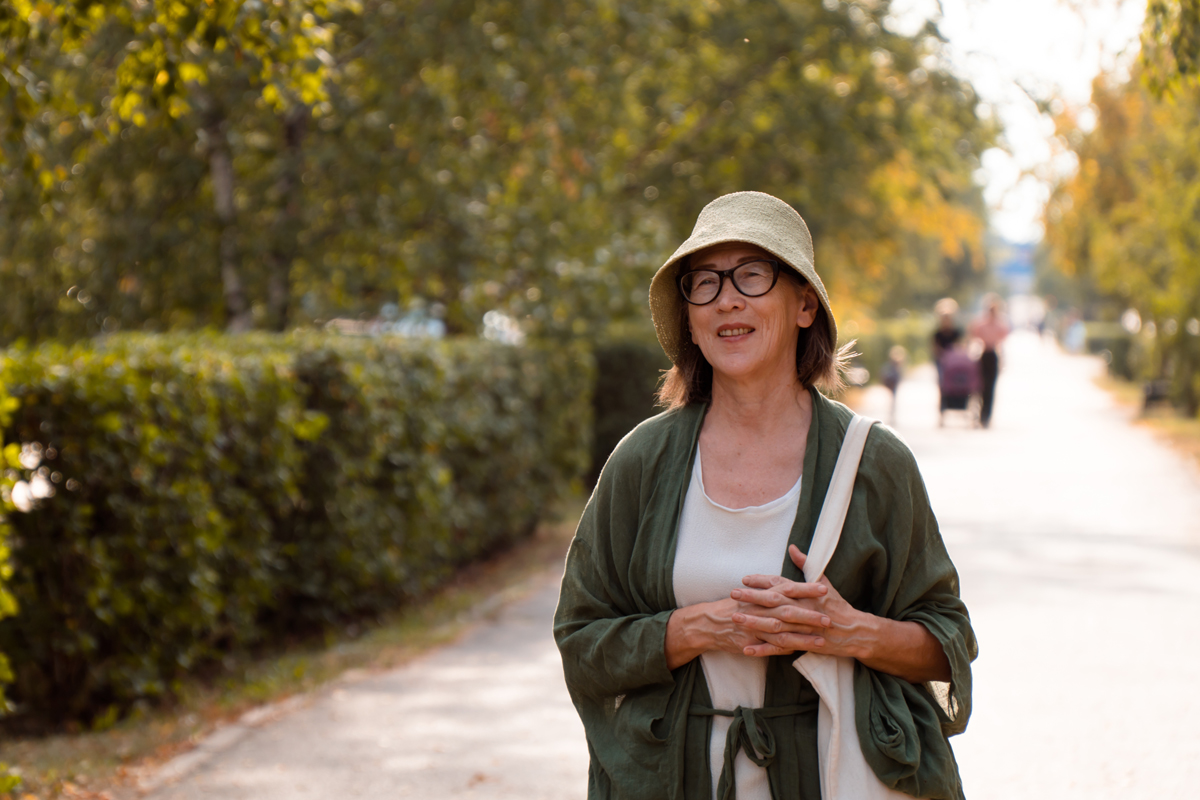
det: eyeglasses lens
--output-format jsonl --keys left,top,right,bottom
{"left": 681, "top": 261, "right": 776, "bottom": 304}
{"left": 733, "top": 262, "right": 775, "bottom": 295}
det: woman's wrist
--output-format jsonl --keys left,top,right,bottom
{"left": 841, "top": 607, "right": 878, "bottom": 662}
{"left": 852, "top": 612, "right": 951, "bottom": 683}
{"left": 665, "top": 603, "right": 710, "bottom": 670}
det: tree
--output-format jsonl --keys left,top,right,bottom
{"left": 1142, "top": 0, "right": 1200, "bottom": 95}
{"left": 1, "top": 0, "right": 994, "bottom": 343}
{"left": 2, "top": 0, "right": 351, "bottom": 330}
{"left": 1043, "top": 75, "right": 1200, "bottom": 414}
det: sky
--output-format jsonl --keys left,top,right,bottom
{"left": 885, "top": 0, "right": 1148, "bottom": 243}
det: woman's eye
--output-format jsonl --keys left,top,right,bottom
{"left": 740, "top": 264, "right": 770, "bottom": 279}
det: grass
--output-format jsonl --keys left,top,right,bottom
{"left": 1093, "top": 373, "right": 1200, "bottom": 470}
{"left": 0, "top": 497, "right": 584, "bottom": 800}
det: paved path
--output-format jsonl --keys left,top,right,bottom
{"left": 145, "top": 331, "right": 1200, "bottom": 799}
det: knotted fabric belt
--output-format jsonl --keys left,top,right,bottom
{"left": 690, "top": 701, "right": 818, "bottom": 800}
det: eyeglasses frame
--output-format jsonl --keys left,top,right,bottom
{"left": 677, "top": 259, "right": 783, "bottom": 306}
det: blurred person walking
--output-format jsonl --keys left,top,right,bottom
{"left": 931, "top": 298, "right": 963, "bottom": 380}
{"left": 969, "top": 295, "right": 1010, "bottom": 428}
{"left": 880, "top": 345, "right": 906, "bottom": 426}
{"left": 937, "top": 340, "right": 980, "bottom": 427}
{"left": 555, "top": 192, "right": 975, "bottom": 800}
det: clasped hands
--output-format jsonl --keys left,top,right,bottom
{"left": 725, "top": 543, "right": 868, "bottom": 660}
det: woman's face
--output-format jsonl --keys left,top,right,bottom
{"left": 684, "top": 242, "right": 819, "bottom": 386}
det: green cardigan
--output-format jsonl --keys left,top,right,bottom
{"left": 553, "top": 390, "right": 977, "bottom": 800}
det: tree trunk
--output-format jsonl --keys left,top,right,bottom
{"left": 204, "top": 114, "right": 253, "bottom": 332}
{"left": 266, "top": 107, "right": 308, "bottom": 332}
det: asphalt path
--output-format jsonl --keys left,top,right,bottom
{"left": 144, "top": 331, "right": 1200, "bottom": 799}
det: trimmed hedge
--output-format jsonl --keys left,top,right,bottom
{"left": 0, "top": 386, "right": 16, "bottom": 715}
{"left": 0, "top": 333, "right": 592, "bottom": 722}
{"left": 588, "top": 340, "right": 670, "bottom": 486}
{"left": 1084, "top": 322, "right": 1139, "bottom": 382}
{"left": 848, "top": 316, "right": 935, "bottom": 383}
{"left": 0, "top": 387, "right": 16, "bottom": 789}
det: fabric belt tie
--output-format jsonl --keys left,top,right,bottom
{"left": 690, "top": 702, "right": 816, "bottom": 800}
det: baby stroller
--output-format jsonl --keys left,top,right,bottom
{"left": 938, "top": 348, "right": 980, "bottom": 427}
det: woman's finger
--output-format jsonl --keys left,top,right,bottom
{"left": 788, "top": 544, "right": 807, "bottom": 571}
{"left": 754, "top": 631, "right": 827, "bottom": 652}
{"left": 777, "top": 581, "right": 828, "bottom": 600}
{"left": 730, "top": 586, "right": 787, "bottom": 607}
{"left": 739, "top": 574, "right": 784, "bottom": 590}
{"left": 742, "top": 642, "right": 795, "bottom": 658}
{"left": 732, "top": 611, "right": 823, "bottom": 635}
{"left": 742, "top": 631, "right": 827, "bottom": 658}
{"left": 733, "top": 607, "right": 829, "bottom": 628}
{"left": 733, "top": 612, "right": 787, "bottom": 634}
{"left": 776, "top": 605, "right": 830, "bottom": 627}
{"left": 732, "top": 581, "right": 826, "bottom": 604}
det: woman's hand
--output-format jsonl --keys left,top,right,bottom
{"left": 731, "top": 545, "right": 952, "bottom": 683}
{"left": 730, "top": 545, "right": 867, "bottom": 659}
{"left": 664, "top": 582, "right": 826, "bottom": 670}
{"left": 664, "top": 599, "right": 759, "bottom": 670}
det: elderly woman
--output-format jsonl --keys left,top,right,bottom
{"left": 554, "top": 192, "right": 976, "bottom": 800}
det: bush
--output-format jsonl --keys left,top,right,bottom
{"left": 0, "top": 333, "right": 593, "bottom": 722}
{"left": 845, "top": 315, "right": 935, "bottom": 383}
{"left": 1084, "top": 322, "right": 1139, "bottom": 382}
{"left": 0, "top": 386, "right": 17, "bottom": 713}
{"left": 588, "top": 339, "right": 670, "bottom": 486}
{"left": 0, "top": 386, "right": 19, "bottom": 790}
{"left": 1084, "top": 322, "right": 1200, "bottom": 415}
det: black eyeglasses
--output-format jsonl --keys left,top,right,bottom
{"left": 677, "top": 259, "right": 782, "bottom": 306}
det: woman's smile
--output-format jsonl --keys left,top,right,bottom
{"left": 717, "top": 325, "right": 755, "bottom": 339}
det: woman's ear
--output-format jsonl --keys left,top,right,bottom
{"left": 795, "top": 283, "right": 819, "bottom": 330}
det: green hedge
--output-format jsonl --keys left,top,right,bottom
{"left": 588, "top": 340, "right": 671, "bottom": 486}
{"left": 847, "top": 316, "right": 935, "bottom": 382}
{"left": 0, "top": 386, "right": 16, "bottom": 715}
{"left": 1083, "top": 322, "right": 1139, "bottom": 382}
{"left": 0, "top": 333, "right": 593, "bottom": 722}
{"left": 0, "top": 387, "right": 16, "bottom": 789}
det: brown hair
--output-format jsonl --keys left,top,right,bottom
{"left": 655, "top": 271, "right": 851, "bottom": 409}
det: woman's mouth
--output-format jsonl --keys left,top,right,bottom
{"left": 718, "top": 327, "right": 754, "bottom": 338}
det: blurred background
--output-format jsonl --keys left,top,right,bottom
{"left": 0, "top": 0, "right": 1198, "bottom": 797}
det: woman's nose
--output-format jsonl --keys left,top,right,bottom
{"left": 714, "top": 278, "right": 744, "bottom": 310}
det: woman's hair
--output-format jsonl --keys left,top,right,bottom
{"left": 655, "top": 269, "right": 851, "bottom": 409}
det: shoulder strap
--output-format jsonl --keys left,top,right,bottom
{"left": 802, "top": 414, "right": 877, "bottom": 583}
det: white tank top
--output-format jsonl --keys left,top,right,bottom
{"left": 672, "top": 448, "right": 803, "bottom": 800}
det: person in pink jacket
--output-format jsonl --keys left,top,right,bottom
{"left": 968, "top": 294, "right": 1010, "bottom": 428}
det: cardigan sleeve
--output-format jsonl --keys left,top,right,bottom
{"left": 553, "top": 438, "right": 676, "bottom": 703}
{"left": 853, "top": 426, "right": 977, "bottom": 800}
{"left": 552, "top": 421, "right": 698, "bottom": 800}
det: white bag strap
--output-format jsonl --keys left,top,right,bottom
{"left": 803, "top": 415, "right": 877, "bottom": 583}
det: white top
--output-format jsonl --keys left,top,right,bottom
{"left": 672, "top": 448, "right": 803, "bottom": 800}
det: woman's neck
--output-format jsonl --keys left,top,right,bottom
{"left": 707, "top": 372, "right": 811, "bottom": 437}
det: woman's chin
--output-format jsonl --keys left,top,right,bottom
{"left": 708, "top": 354, "right": 770, "bottom": 382}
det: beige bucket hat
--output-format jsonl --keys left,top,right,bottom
{"left": 649, "top": 191, "right": 838, "bottom": 364}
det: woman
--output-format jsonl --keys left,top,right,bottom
{"left": 968, "top": 295, "right": 1010, "bottom": 429}
{"left": 554, "top": 192, "right": 976, "bottom": 800}
{"left": 932, "top": 298, "right": 964, "bottom": 369}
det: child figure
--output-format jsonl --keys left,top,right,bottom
{"left": 880, "top": 345, "right": 906, "bottom": 425}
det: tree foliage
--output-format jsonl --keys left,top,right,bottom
{"left": 1142, "top": 0, "right": 1200, "bottom": 95}
{"left": 1043, "top": 75, "right": 1200, "bottom": 414}
{"left": 2, "top": 0, "right": 353, "bottom": 331}
{"left": 1, "top": 0, "right": 994, "bottom": 343}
